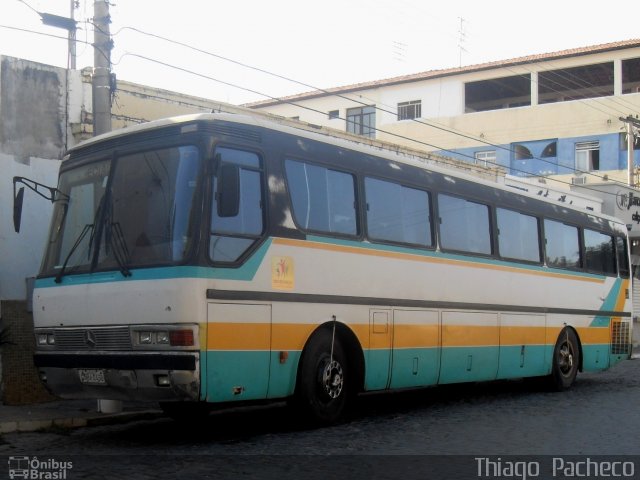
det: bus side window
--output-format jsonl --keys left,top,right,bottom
{"left": 285, "top": 159, "right": 357, "bottom": 236}
{"left": 616, "top": 236, "right": 630, "bottom": 278}
{"left": 210, "top": 148, "right": 264, "bottom": 263}
{"left": 544, "top": 219, "right": 580, "bottom": 269}
{"left": 364, "top": 176, "right": 432, "bottom": 247}
{"left": 438, "top": 194, "right": 492, "bottom": 255}
{"left": 496, "top": 207, "right": 541, "bottom": 263}
{"left": 584, "top": 228, "right": 616, "bottom": 275}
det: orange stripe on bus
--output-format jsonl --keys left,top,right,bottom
{"left": 272, "top": 237, "right": 604, "bottom": 283}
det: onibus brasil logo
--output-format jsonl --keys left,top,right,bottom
{"left": 8, "top": 456, "right": 73, "bottom": 479}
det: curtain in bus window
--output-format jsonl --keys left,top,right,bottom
{"left": 365, "top": 177, "right": 431, "bottom": 246}
{"left": 285, "top": 160, "right": 357, "bottom": 235}
{"left": 544, "top": 219, "right": 580, "bottom": 268}
{"left": 584, "top": 229, "right": 616, "bottom": 275}
{"left": 438, "top": 194, "right": 491, "bottom": 254}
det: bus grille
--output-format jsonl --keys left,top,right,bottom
{"left": 53, "top": 327, "right": 132, "bottom": 351}
{"left": 610, "top": 320, "right": 631, "bottom": 355}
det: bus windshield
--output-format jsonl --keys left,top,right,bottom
{"left": 41, "top": 144, "right": 201, "bottom": 277}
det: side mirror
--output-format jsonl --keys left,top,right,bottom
{"left": 217, "top": 164, "right": 240, "bottom": 217}
{"left": 13, "top": 186, "right": 25, "bottom": 233}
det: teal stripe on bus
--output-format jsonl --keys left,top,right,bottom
{"left": 34, "top": 238, "right": 273, "bottom": 288}
{"left": 201, "top": 342, "right": 613, "bottom": 400}
{"left": 590, "top": 278, "right": 622, "bottom": 327}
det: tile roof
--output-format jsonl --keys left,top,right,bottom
{"left": 246, "top": 38, "right": 640, "bottom": 108}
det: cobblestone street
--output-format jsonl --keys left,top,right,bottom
{"left": 1, "top": 357, "right": 639, "bottom": 478}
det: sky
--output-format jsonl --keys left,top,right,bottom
{"left": 1, "top": 1, "right": 639, "bottom": 105}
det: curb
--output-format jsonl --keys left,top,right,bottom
{"left": 0, "top": 410, "right": 163, "bottom": 434}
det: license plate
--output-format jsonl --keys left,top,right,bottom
{"left": 78, "top": 369, "right": 106, "bottom": 385}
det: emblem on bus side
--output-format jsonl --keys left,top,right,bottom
{"left": 272, "top": 256, "right": 294, "bottom": 291}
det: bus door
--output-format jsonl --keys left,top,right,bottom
{"left": 390, "top": 309, "right": 440, "bottom": 389}
{"left": 366, "top": 309, "right": 393, "bottom": 390}
{"left": 205, "top": 302, "right": 271, "bottom": 402}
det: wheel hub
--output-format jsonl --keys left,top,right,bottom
{"left": 558, "top": 344, "right": 574, "bottom": 375}
{"left": 322, "top": 360, "right": 343, "bottom": 399}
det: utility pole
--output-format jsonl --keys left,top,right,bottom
{"left": 93, "top": 0, "right": 120, "bottom": 414}
{"left": 93, "top": 0, "right": 112, "bottom": 136}
{"left": 620, "top": 115, "right": 640, "bottom": 187}
{"left": 68, "top": 1, "right": 76, "bottom": 69}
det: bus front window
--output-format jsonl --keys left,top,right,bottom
{"left": 41, "top": 145, "right": 201, "bottom": 278}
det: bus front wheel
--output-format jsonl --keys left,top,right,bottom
{"left": 296, "top": 328, "right": 351, "bottom": 424}
{"left": 549, "top": 328, "right": 580, "bottom": 391}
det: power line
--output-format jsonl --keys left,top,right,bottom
{"left": 123, "top": 51, "right": 634, "bottom": 200}
{"left": 2, "top": 20, "right": 635, "bottom": 197}
{"left": 114, "top": 25, "right": 636, "bottom": 189}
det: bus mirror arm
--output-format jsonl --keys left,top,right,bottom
{"left": 217, "top": 164, "right": 240, "bottom": 218}
{"left": 12, "top": 176, "right": 70, "bottom": 233}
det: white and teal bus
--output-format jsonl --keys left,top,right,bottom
{"left": 17, "top": 113, "right": 633, "bottom": 423}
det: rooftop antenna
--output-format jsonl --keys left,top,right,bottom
{"left": 457, "top": 17, "right": 468, "bottom": 67}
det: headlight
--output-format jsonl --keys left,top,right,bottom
{"left": 131, "top": 325, "right": 198, "bottom": 349}
{"left": 138, "top": 331, "right": 153, "bottom": 344}
{"left": 36, "top": 333, "right": 55, "bottom": 346}
{"left": 156, "top": 331, "right": 170, "bottom": 344}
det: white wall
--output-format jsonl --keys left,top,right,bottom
{"left": 0, "top": 155, "right": 60, "bottom": 300}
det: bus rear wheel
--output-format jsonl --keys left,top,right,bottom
{"left": 549, "top": 328, "right": 580, "bottom": 391}
{"left": 296, "top": 329, "right": 351, "bottom": 425}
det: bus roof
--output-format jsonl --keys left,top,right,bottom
{"left": 66, "top": 112, "right": 627, "bottom": 229}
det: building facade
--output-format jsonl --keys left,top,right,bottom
{"left": 0, "top": 55, "right": 235, "bottom": 403}
{"left": 247, "top": 40, "right": 640, "bottom": 184}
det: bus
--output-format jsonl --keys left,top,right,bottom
{"left": 16, "top": 113, "right": 633, "bottom": 424}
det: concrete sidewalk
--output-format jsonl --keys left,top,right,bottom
{"left": 0, "top": 399, "right": 162, "bottom": 434}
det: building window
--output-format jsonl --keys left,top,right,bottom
{"left": 514, "top": 145, "right": 533, "bottom": 160}
{"left": 622, "top": 58, "right": 640, "bottom": 94}
{"left": 575, "top": 141, "right": 600, "bottom": 171}
{"left": 474, "top": 150, "right": 496, "bottom": 167}
{"left": 397, "top": 100, "right": 421, "bottom": 120}
{"left": 465, "top": 75, "right": 531, "bottom": 113}
{"left": 541, "top": 141, "right": 557, "bottom": 158}
{"left": 346, "top": 106, "right": 376, "bottom": 138}
{"left": 539, "top": 62, "right": 614, "bottom": 104}
{"left": 620, "top": 132, "right": 640, "bottom": 151}
{"left": 328, "top": 110, "right": 339, "bottom": 120}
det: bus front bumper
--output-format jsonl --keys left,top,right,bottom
{"left": 33, "top": 352, "right": 200, "bottom": 402}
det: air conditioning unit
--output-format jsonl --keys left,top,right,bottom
{"left": 572, "top": 176, "right": 587, "bottom": 185}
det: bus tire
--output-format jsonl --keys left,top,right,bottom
{"left": 296, "top": 328, "right": 351, "bottom": 425}
{"left": 549, "top": 328, "right": 580, "bottom": 391}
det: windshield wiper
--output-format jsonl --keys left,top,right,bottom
{"left": 54, "top": 194, "right": 106, "bottom": 283}
{"left": 54, "top": 224, "right": 94, "bottom": 284}
{"left": 106, "top": 221, "right": 132, "bottom": 278}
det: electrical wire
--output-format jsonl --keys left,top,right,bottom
{"left": 2, "top": 20, "right": 637, "bottom": 198}
{"left": 123, "top": 51, "right": 637, "bottom": 199}
{"left": 113, "top": 25, "right": 638, "bottom": 189}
